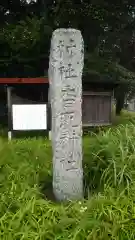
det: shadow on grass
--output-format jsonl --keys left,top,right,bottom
{"left": 39, "top": 175, "right": 57, "bottom": 202}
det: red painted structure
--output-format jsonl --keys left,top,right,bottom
{"left": 0, "top": 78, "right": 48, "bottom": 84}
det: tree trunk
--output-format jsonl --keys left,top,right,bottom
{"left": 115, "top": 85, "right": 126, "bottom": 115}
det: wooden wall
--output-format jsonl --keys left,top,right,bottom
{"left": 82, "top": 91, "right": 112, "bottom": 126}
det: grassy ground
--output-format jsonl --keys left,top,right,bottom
{"left": 1, "top": 111, "right": 135, "bottom": 239}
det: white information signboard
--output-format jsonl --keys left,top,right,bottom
{"left": 12, "top": 104, "right": 47, "bottom": 130}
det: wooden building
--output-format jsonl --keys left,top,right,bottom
{"left": 82, "top": 80, "right": 115, "bottom": 126}
{"left": 0, "top": 77, "right": 116, "bottom": 127}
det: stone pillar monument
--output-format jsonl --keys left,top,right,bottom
{"left": 48, "top": 29, "right": 84, "bottom": 201}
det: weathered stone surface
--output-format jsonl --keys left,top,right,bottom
{"left": 48, "top": 28, "right": 84, "bottom": 201}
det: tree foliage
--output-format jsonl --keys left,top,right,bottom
{"left": 0, "top": 0, "right": 135, "bottom": 112}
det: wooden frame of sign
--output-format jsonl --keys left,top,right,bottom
{"left": 6, "top": 85, "right": 50, "bottom": 140}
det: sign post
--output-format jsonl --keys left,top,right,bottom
{"left": 6, "top": 85, "right": 48, "bottom": 139}
{"left": 7, "top": 86, "right": 13, "bottom": 140}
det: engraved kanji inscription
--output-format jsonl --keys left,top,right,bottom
{"left": 49, "top": 28, "right": 84, "bottom": 201}
{"left": 59, "top": 112, "right": 74, "bottom": 128}
{"left": 58, "top": 64, "right": 78, "bottom": 79}
{"left": 65, "top": 63, "right": 78, "bottom": 78}
{"left": 66, "top": 38, "right": 76, "bottom": 57}
{"left": 56, "top": 39, "right": 65, "bottom": 58}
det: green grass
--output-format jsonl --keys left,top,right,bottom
{"left": 1, "top": 111, "right": 135, "bottom": 239}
